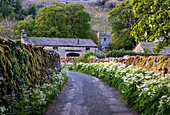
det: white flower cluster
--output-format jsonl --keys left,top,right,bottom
{"left": 62, "top": 63, "right": 75, "bottom": 70}
{"left": 75, "top": 62, "right": 170, "bottom": 114}
{"left": 0, "top": 68, "right": 68, "bottom": 114}
{"left": 156, "top": 95, "right": 170, "bottom": 115}
{"left": 33, "top": 88, "right": 46, "bottom": 105}
{"left": 0, "top": 106, "right": 7, "bottom": 115}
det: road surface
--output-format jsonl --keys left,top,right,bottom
{"left": 44, "top": 71, "right": 136, "bottom": 115}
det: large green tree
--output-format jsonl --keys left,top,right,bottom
{"left": 17, "top": 3, "right": 98, "bottom": 44}
{"left": 108, "top": 0, "right": 137, "bottom": 50}
{"left": 130, "top": 0, "right": 170, "bottom": 53}
{"left": 35, "top": 4, "right": 68, "bottom": 37}
{"left": 0, "top": 0, "right": 25, "bottom": 20}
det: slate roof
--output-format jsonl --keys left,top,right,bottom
{"left": 23, "top": 37, "right": 98, "bottom": 47}
{"left": 140, "top": 42, "right": 170, "bottom": 55}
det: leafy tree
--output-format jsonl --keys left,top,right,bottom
{"left": 13, "top": 0, "right": 22, "bottom": 14}
{"left": 27, "top": 6, "right": 36, "bottom": 17}
{"left": 108, "top": 0, "right": 137, "bottom": 50}
{"left": 17, "top": 3, "right": 98, "bottom": 44}
{"left": 17, "top": 20, "right": 35, "bottom": 37}
{"left": 73, "top": 10, "right": 91, "bottom": 38}
{"left": 88, "top": 29, "right": 99, "bottom": 45}
{"left": 0, "top": 0, "right": 26, "bottom": 20}
{"left": 0, "top": 0, "right": 36, "bottom": 39}
{"left": 35, "top": 5, "right": 68, "bottom": 37}
{"left": 0, "top": 0, "right": 12, "bottom": 19}
{"left": 108, "top": 30, "right": 135, "bottom": 50}
{"left": 130, "top": 0, "right": 170, "bottom": 54}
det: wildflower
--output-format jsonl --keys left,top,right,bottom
{"left": 0, "top": 106, "right": 6, "bottom": 113}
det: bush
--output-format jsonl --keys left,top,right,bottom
{"left": 74, "top": 62, "right": 170, "bottom": 115}
{"left": 74, "top": 51, "right": 97, "bottom": 63}
{"left": 106, "top": 49, "right": 151, "bottom": 57}
{"left": 62, "top": 63, "right": 75, "bottom": 71}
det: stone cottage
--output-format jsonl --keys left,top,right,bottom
{"left": 133, "top": 42, "right": 170, "bottom": 55}
{"left": 98, "top": 31, "right": 112, "bottom": 49}
{"left": 21, "top": 31, "right": 98, "bottom": 57}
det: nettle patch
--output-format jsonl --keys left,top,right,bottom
{"left": 74, "top": 62, "right": 170, "bottom": 115}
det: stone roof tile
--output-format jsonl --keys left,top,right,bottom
{"left": 23, "top": 37, "right": 98, "bottom": 47}
{"left": 139, "top": 42, "right": 170, "bottom": 55}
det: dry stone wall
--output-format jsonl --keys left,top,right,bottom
{"left": 115, "top": 55, "right": 170, "bottom": 76}
{"left": 91, "top": 55, "right": 170, "bottom": 76}
{"left": 0, "top": 38, "right": 61, "bottom": 106}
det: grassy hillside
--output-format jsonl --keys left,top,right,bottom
{"left": 22, "top": 0, "right": 111, "bottom": 31}
{"left": 83, "top": 4, "right": 111, "bottom": 31}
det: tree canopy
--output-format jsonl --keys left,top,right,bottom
{"left": 108, "top": 0, "right": 137, "bottom": 50}
{"left": 130, "top": 0, "right": 170, "bottom": 53}
{"left": 0, "top": 0, "right": 24, "bottom": 20}
{"left": 0, "top": 0, "right": 37, "bottom": 21}
{"left": 17, "top": 3, "right": 98, "bottom": 45}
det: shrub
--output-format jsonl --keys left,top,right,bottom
{"left": 74, "top": 51, "right": 97, "bottom": 63}
{"left": 62, "top": 63, "right": 75, "bottom": 71}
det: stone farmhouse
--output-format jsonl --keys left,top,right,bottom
{"left": 98, "top": 31, "right": 112, "bottom": 49}
{"left": 21, "top": 31, "right": 98, "bottom": 57}
{"left": 133, "top": 42, "right": 170, "bottom": 55}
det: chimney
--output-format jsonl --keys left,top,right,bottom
{"left": 77, "top": 38, "right": 79, "bottom": 45}
{"left": 21, "top": 29, "right": 27, "bottom": 43}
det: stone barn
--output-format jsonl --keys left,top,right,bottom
{"left": 21, "top": 31, "right": 98, "bottom": 57}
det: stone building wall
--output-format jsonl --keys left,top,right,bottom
{"left": 90, "top": 48, "right": 96, "bottom": 52}
{"left": 44, "top": 46, "right": 97, "bottom": 57}
{"left": 98, "top": 31, "right": 112, "bottom": 49}
{"left": 58, "top": 47, "right": 96, "bottom": 57}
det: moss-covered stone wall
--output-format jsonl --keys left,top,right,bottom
{"left": 115, "top": 55, "right": 170, "bottom": 76}
{"left": 0, "top": 38, "right": 61, "bottom": 106}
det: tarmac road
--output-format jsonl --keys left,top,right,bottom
{"left": 44, "top": 71, "right": 136, "bottom": 115}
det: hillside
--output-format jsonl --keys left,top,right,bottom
{"left": 21, "top": 0, "right": 112, "bottom": 31}
{"left": 83, "top": 3, "right": 111, "bottom": 31}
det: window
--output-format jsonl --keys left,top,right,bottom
{"left": 104, "top": 38, "right": 106, "bottom": 41}
{"left": 86, "top": 47, "right": 90, "bottom": 52}
{"left": 66, "top": 53, "right": 80, "bottom": 57}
